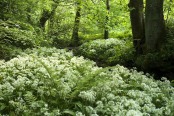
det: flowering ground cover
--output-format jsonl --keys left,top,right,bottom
{"left": 0, "top": 47, "right": 173, "bottom": 116}
{"left": 75, "top": 38, "right": 134, "bottom": 66}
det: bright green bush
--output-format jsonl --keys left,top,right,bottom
{"left": 0, "top": 20, "right": 47, "bottom": 60}
{"left": 0, "top": 20, "right": 37, "bottom": 48}
{"left": 0, "top": 47, "right": 174, "bottom": 115}
{"left": 75, "top": 38, "right": 135, "bottom": 66}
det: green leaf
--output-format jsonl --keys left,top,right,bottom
{"left": 63, "top": 109, "right": 75, "bottom": 116}
{"left": 0, "top": 103, "right": 6, "bottom": 110}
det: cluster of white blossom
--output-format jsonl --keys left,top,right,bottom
{"left": 77, "top": 38, "right": 125, "bottom": 56}
{"left": 0, "top": 47, "right": 100, "bottom": 115}
{"left": 76, "top": 38, "right": 133, "bottom": 65}
{"left": 77, "top": 65, "right": 174, "bottom": 115}
{"left": 88, "top": 38, "right": 124, "bottom": 48}
{"left": 0, "top": 47, "right": 173, "bottom": 115}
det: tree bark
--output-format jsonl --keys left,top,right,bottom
{"left": 71, "top": 1, "right": 81, "bottom": 46}
{"left": 128, "top": 0, "right": 145, "bottom": 54}
{"left": 104, "top": 0, "right": 110, "bottom": 39}
{"left": 145, "top": 0, "right": 165, "bottom": 52}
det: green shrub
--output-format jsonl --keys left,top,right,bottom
{"left": 75, "top": 38, "right": 135, "bottom": 66}
{"left": 135, "top": 47, "right": 174, "bottom": 80}
{"left": 34, "top": 27, "right": 53, "bottom": 47}
{"left": 0, "top": 20, "right": 45, "bottom": 60}
{"left": 0, "top": 43, "right": 22, "bottom": 60}
{"left": 50, "top": 24, "right": 73, "bottom": 48}
{"left": 0, "top": 47, "right": 174, "bottom": 115}
{"left": 0, "top": 20, "right": 38, "bottom": 48}
{"left": 52, "top": 35, "right": 72, "bottom": 48}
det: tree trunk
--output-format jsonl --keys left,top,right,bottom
{"left": 71, "top": 1, "right": 81, "bottom": 46}
{"left": 104, "top": 0, "right": 110, "bottom": 39}
{"left": 145, "top": 0, "right": 165, "bottom": 52}
{"left": 128, "top": 0, "right": 145, "bottom": 54}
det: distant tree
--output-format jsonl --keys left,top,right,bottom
{"left": 71, "top": 0, "right": 81, "bottom": 46}
{"left": 104, "top": 0, "right": 110, "bottom": 39}
{"left": 145, "top": 0, "right": 165, "bottom": 52}
{"left": 128, "top": 0, "right": 145, "bottom": 54}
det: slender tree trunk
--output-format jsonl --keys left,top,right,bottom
{"left": 145, "top": 0, "right": 165, "bottom": 52}
{"left": 72, "top": 1, "right": 81, "bottom": 46}
{"left": 128, "top": 0, "right": 145, "bottom": 54}
{"left": 104, "top": 0, "right": 110, "bottom": 39}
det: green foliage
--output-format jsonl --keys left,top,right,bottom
{"left": 0, "top": 20, "right": 52, "bottom": 60}
{"left": 0, "top": 44, "right": 22, "bottom": 60}
{"left": 75, "top": 38, "right": 135, "bottom": 66}
{"left": 48, "top": 2, "right": 75, "bottom": 48}
{"left": 0, "top": 0, "right": 174, "bottom": 115}
{"left": 0, "top": 20, "right": 39, "bottom": 60}
{"left": 0, "top": 20, "right": 37, "bottom": 48}
{"left": 0, "top": 47, "right": 174, "bottom": 115}
{"left": 0, "top": 47, "right": 99, "bottom": 115}
{"left": 79, "top": 30, "right": 132, "bottom": 44}
{"left": 52, "top": 33, "right": 72, "bottom": 48}
{"left": 109, "top": 30, "right": 132, "bottom": 39}
{"left": 0, "top": 0, "right": 55, "bottom": 27}
{"left": 79, "top": 33, "right": 103, "bottom": 44}
{"left": 164, "top": 0, "right": 174, "bottom": 24}
{"left": 79, "top": 0, "right": 130, "bottom": 37}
